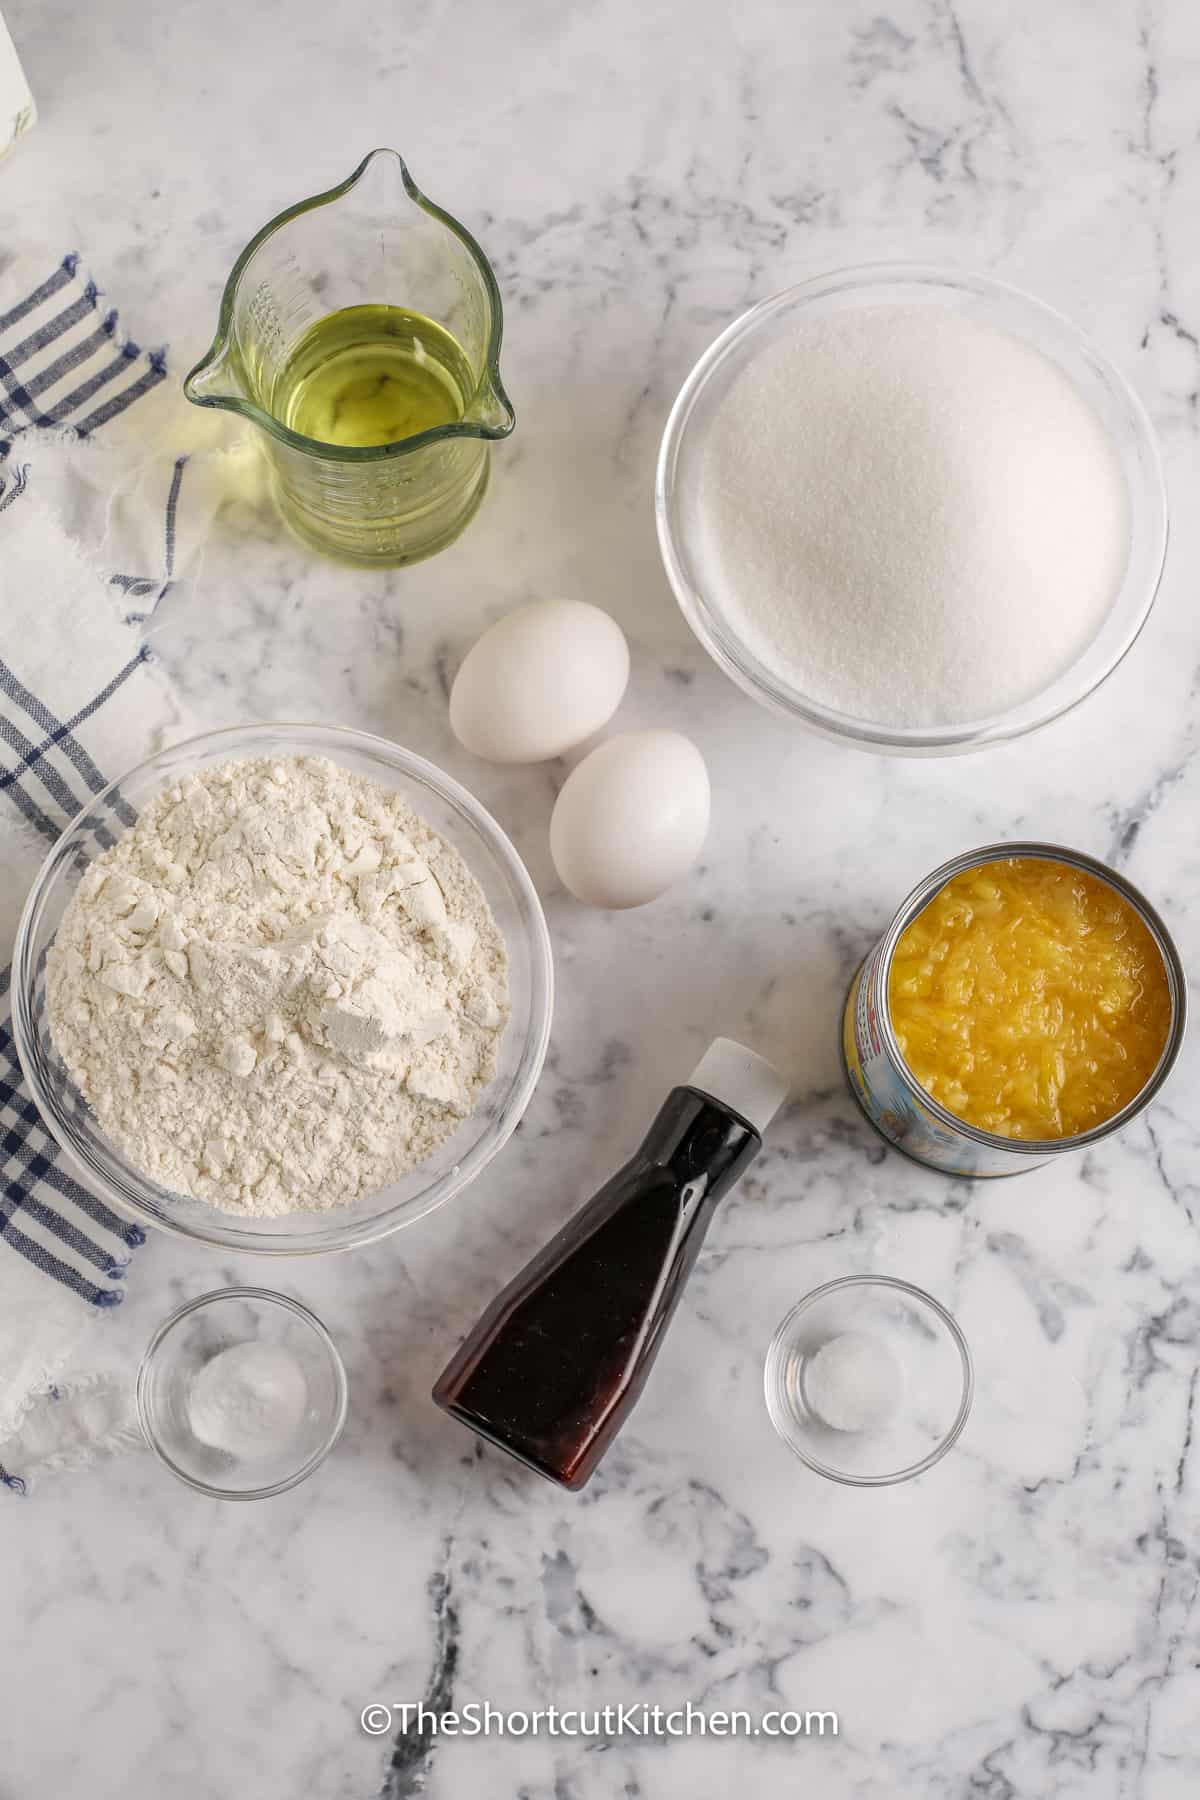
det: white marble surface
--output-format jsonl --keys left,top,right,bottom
{"left": 3, "top": 0, "right": 1200, "bottom": 1794}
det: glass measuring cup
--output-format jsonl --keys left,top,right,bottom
{"left": 184, "top": 148, "right": 515, "bottom": 568}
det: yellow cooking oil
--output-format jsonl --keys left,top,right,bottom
{"left": 272, "top": 305, "right": 475, "bottom": 448}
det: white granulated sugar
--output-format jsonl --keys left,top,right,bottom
{"left": 46, "top": 755, "right": 510, "bottom": 1216}
{"left": 698, "top": 305, "right": 1130, "bottom": 726}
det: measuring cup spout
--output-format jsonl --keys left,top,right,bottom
{"left": 468, "top": 373, "right": 516, "bottom": 438}
{"left": 183, "top": 337, "right": 242, "bottom": 411}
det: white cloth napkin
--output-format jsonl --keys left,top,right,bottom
{"left": 0, "top": 251, "right": 228, "bottom": 1488}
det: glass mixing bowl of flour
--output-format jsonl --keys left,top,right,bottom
{"left": 656, "top": 264, "right": 1168, "bottom": 756}
{"left": 12, "top": 723, "right": 553, "bottom": 1255}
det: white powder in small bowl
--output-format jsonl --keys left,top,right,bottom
{"left": 801, "top": 1330, "right": 903, "bottom": 1434}
{"left": 188, "top": 1341, "right": 309, "bottom": 1460}
{"left": 698, "top": 305, "right": 1130, "bottom": 727}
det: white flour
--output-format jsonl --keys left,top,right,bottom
{"left": 46, "top": 755, "right": 510, "bottom": 1216}
{"left": 699, "top": 305, "right": 1130, "bottom": 726}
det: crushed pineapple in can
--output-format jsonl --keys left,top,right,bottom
{"left": 841, "top": 844, "right": 1186, "bottom": 1178}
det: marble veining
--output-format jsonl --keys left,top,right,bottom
{"left": 3, "top": 0, "right": 1200, "bottom": 1795}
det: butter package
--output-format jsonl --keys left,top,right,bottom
{"left": 0, "top": 10, "right": 36, "bottom": 164}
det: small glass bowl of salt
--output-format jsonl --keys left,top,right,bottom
{"left": 764, "top": 1275, "right": 972, "bottom": 1485}
{"left": 137, "top": 1288, "right": 348, "bottom": 1499}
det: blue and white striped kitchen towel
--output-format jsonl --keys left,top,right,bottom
{"left": 0, "top": 251, "right": 224, "bottom": 1484}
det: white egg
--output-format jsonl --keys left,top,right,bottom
{"left": 449, "top": 599, "right": 630, "bottom": 764}
{"left": 550, "top": 730, "right": 710, "bottom": 909}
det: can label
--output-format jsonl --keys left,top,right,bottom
{"left": 842, "top": 947, "right": 1045, "bottom": 1179}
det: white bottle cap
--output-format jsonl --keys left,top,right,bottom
{"left": 687, "top": 1037, "right": 790, "bottom": 1137}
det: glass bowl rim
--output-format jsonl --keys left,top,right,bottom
{"left": 656, "top": 260, "right": 1169, "bottom": 756}
{"left": 11, "top": 720, "right": 554, "bottom": 1257}
{"left": 763, "top": 1272, "right": 975, "bottom": 1485}
{"left": 135, "top": 1285, "right": 349, "bottom": 1500}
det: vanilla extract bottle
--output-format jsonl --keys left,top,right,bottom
{"left": 433, "top": 1039, "right": 788, "bottom": 1489}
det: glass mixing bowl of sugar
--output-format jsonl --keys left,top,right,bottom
{"left": 656, "top": 264, "right": 1168, "bottom": 756}
{"left": 12, "top": 722, "right": 553, "bottom": 1255}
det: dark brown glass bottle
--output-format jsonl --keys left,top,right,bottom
{"left": 432, "top": 1039, "right": 787, "bottom": 1490}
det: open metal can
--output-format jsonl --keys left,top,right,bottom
{"left": 841, "top": 842, "right": 1187, "bottom": 1178}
